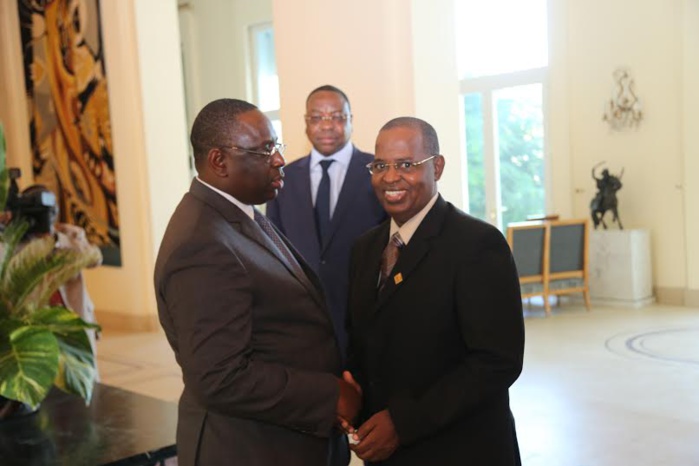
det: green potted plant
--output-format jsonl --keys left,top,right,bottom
{"left": 0, "top": 123, "right": 101, "bottom": 419}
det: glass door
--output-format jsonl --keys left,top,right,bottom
{"left": 464, "top": 84, "right": 546, "bottom": 229}
{"left": 456, "top": 0, "right": 549, "bottom": 229}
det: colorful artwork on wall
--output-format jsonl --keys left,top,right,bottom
{"left": 18, "top": 0, "right": 121, "bottom": 265}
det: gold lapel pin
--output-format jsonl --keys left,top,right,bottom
{"left": 394, "top": 273, "right": 403, "bottom": 285}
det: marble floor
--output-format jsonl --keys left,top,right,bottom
{"left": 99, "top": 303, "right": 699, "bottom": 466}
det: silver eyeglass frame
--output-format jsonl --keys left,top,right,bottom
{"left": 366, "top": 155, "right": 438, "bottom": 175}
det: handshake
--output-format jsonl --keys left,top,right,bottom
{"left": 335, "top": 371, "right": 399, "bottom": 462}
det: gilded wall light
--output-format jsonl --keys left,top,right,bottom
{"left": 602, "top": 69, "right": 643, "bottom": 130}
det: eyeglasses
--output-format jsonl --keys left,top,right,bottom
{"left": 220, "top": 142, "right": 286, "bottom": 160}
{"left": 366, "top": 155, "right": 437, "bottom": 175}
{"left": 304, "top": 114, "right": 351, "bottom": 125}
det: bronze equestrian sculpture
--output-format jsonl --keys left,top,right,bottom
{"left": 590, "top": 163, "right": 623, "bottom": 229}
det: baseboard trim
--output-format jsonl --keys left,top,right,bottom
{"left": 95, "top": 310, "right": 161, "bottom": 332}
{"left": 655, "top": 286, "right": 690, "bottom": 306}
{"left": 590, "top": 296, "right": 655, "bottom": 309}
{"left": 685, "top": 289, "right": 699, "bottom": 307}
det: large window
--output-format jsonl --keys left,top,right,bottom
{"left": 249, "top": 23, "right": 282, "bottom": 140}
{"left": 456, "top": 0, "right": 548, "bottom": 229}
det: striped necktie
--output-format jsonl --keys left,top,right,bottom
{"left": 379, "top": 232, "right": 404, "bottom": 288}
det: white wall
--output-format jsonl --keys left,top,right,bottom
{"left": 566, "top": 0, "right": 687, "bottom": 294}
{"left": 546, "top": 0, "right": 573, "bottom": 218}
{"left": 179, "top": 0, "right": 273, "bottom": 121}
{"left": 683, "top": 0, "right": 699, "bottom": 301}
{"left": 0, "top": 1, "right": 32, "bottom": 178}
{"left": 272, "top": 0, "right": 416, "bottom": 162}
{"left": 271, "top": 0, "right": 466, "bottom": 213}
{"left": 86, "top": 0, "right": 190, "bottom": 327}
{"left": 410, "top": 0, "right": 466, "bottom": 208}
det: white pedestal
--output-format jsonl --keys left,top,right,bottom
{"left": 589, "top": 229, "right": 654, "bottom": 308}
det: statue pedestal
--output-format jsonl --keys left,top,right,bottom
{"left": 589, "top": 229, "right": 654, "bottom": 308}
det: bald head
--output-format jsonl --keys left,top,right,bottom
{"left": 379, "top": 117, "right": 440, "bottom": 156}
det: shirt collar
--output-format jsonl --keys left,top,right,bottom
{"left": 195, "top": 177, "right": 255, "bottom": 220}
{"left": 310, "top": 141, "right": 353, "bottom": 168}
{"left": 389, "top": 192, "right": 440, "bottom": 245}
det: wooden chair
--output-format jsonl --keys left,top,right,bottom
{"left": 547, "top": 218, "right": 591, "bottom": 311}
{"left": 507, "top": 221, "right": 550, "bottom": 314}
{"left": 507, "top": 218, "right": 591, "bottom": 315}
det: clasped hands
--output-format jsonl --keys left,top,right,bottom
{"left": 336, "top": 371, "right": 399, "bottom": 462}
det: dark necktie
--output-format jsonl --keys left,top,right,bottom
{"left": 254, "top": 210, "right": 306, "bottom": 279}
{"left": 379, "top": 232, "right": 404, "bottom": 288}
{"left": 315, "top": 159, "right": 335, "bottom": 245}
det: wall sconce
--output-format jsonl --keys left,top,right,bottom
{"left": 602, "top": 69, "right": 643, "bottom": 130}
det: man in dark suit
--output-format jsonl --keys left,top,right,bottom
{"left": 154, "top": 99, "right": 360, "bottom": 466}
{"left": 266, "top": 85, "right": 386, "bottom": 357}
{"left": 345, "top": 117, "right": 524, "bottom": 465}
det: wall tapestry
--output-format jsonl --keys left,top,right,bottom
{"left": 18, "top": 0, "right": 121, "bottom": 265}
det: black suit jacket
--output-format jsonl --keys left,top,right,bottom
{"left": 266, "top": 147, "right": 386, "bottom": 356}
{"left": 347, "top": 196, "right": 524, "bottom": 466}
{"left": 154, "top": 180, "right": 345, "bottom": 466}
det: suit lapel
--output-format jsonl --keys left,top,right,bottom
{"left": 189, "top": 180, "right": 326, "bottom": 308}
{"left": 375, "top": 196, "right": 448, "bottom": 312}
{"left": 357, "top": 223, "right": 390, "bottom": 314}
{"left": 243, "top": 213, "right": 327, "bottom": 308}
{"left": 290, "top": 157, "right": 318, "bottom": 240}
{"left": 321, "top": 148, "right": 366, "bottom": 252}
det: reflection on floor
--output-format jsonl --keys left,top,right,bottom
{"left": 99, "top": 304, "right": 699, "bottom": 466}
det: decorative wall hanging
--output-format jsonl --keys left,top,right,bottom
{"left": 602, "top": 68, "right": 643, "bottom": 130}
{"left": 18, "top": 0, "right": 121, "bottom": 265}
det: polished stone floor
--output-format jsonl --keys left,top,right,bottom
{"left": 99, "top": 303, "right": 699, "bottom": 465}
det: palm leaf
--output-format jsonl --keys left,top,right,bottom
{"left": 1, "top": 236, "right": 100, "bottom": 318}
{"left": 30, "top": 246, "right": 102, "bottom": 309}
{"left": 54, "top": 329, "right": 96, "bottom": 403}
{"left": 0, "top": 325, "right": 60, "bottom": 408}
{"left": 0, "top": 220, "right": 30, "bottom": 283}
{"left": 1, "top": 235, "right": 61, "bottom": 315}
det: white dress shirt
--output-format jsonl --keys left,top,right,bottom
{"left": 196, "top": 177, "right": 255, "bottom": 220}
{"left": 389, "top": 192, "right": 440, "bottom": 245}
{"left": 309, "top": 141, "right": 353, "bottom": 218}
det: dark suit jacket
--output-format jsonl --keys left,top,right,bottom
{"left": 154, "top": 180, "right": 345, "bottom": 466}
{"left": 347, "top": 196, "right": 524, "bottom": 466}
{"left": 266, "top": 147, "right": 386, "bottom": 356}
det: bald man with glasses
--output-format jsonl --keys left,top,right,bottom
{"left": 345, "top": 117, "right": 524, "bottom": 465}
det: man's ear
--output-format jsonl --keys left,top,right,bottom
{"left": 207, "top": 148, "right": 227, "bottom": 176}
{"left": 433, "top": 154, "right": 445, "bottom": 181}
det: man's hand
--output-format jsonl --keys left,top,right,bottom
{"left": 350, "top": 409, "right": 399, "bottom": 462}
{"left": 336, "top": 371, "right": 361, "bottom": 430}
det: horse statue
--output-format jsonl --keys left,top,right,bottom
{"left": 590, "top": 163, "right": 624, "bottom": 229}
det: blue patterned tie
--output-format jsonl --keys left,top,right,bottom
{"left": 315, "top": 159, "right": 335, "bottom": 245}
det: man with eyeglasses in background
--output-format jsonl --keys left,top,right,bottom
{"left": 154, "top": 99, "right": 360, "bottom": 466}
{"left": 266, "top": 85, "right": 386, "bottom": 361}
{"left": 344, "top": 117, "right": 524, "bottom": 465}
